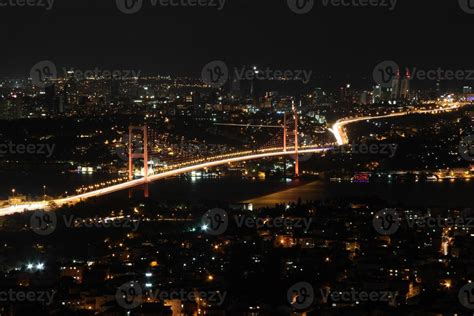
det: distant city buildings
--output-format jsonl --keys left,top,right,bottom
{"left": 372, "top": 84, "right": 382, "bottom": 104}
{"left": 390, "top": 68, "right": 411, "bottom": 101}
{"left": 0, "top": 68, "right": 472, "bottom": 122}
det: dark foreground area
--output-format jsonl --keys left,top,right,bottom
{"left": 0, "top": 195, "right": 473, "bottom": 315}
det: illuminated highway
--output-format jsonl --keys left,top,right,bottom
{"left": 0, "top": 102, "right": 467, "bottom": 216}
{"left": 329, "top": 103, "right": 464, "bottom": 146}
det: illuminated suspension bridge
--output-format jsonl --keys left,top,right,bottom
{"left": 0, "top": 101, "right": 466, "bottom": 215}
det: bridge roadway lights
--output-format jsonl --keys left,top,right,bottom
{"left": 0, "top": 102, "right": 465, "bottom": 215}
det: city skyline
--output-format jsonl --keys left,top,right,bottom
{"left": 1, "top": 1, "right": 474, "bottom": 315}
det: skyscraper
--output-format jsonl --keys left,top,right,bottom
{"left": 400, "top": 68, "right": 411, "bottom": 99}
{"left": 390, "top": 69, "right": 401, "bottom": 99}
{"left": 390, "top": 68, "right": 410, "bottom": 100}
{"left": 339, "top": 84, "right": 352, "bottom": 104}
{"left": 372, "top": 85, "right": 382, "bottom": 104}
{"left": 360, "top": 91, "right": 369, "bottom": 105}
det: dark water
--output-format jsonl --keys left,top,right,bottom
{"left": 0, "top": 170, "right": 115, "bottom": 199}
{"left": 0, "top": 171, "right": 472, "bottom": 208}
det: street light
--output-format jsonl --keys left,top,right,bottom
{"left": 11, "top": 188, "right": 15, "bottom": 197}
{"left": 43, "top": 185, "right": 46, "bottom": 200}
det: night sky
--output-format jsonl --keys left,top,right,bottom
{"left": 0, "top": 0, "right": 473, "bottom": 86}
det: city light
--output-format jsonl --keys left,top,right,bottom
{"left": 0, "top": 12, "right": 473, "bottom": 314}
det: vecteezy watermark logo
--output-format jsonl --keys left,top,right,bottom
{"left": 201, "top": 208, "right": 229, "bottom": 235}
{"left": 234, "top": 216, "right": 313, "bottom": 231}
{"left": 201, "top": 209, "right": 313, "bottom": 235}
{"left": 373, "top": 209, "right": 474, "bottom": 234}
{"left": 459, "top": 0, "right": 474, "bottom": 14}
{"left": 405, "top": 215, "right": 474, "bottom": 230}
{"left": 201, "top": 61, "right": 313, "bottom": 87}
{"left": 373, "top": 208, "right": 400, "bottom": 235}
{"left": 373, "top": 60, "right": 399, "bottom": 88}
{"left": 31, "top": 61, "right": 141, "bottom": 88}
{"left": 30, "top": 210, "right": 57, "bottom": 236}
{"left": 287, "top": 0, "right": 396, "bottom": 14}
{"left": 116, "top": 0, "right": 226, "bottom": 14}
{"left": 374, "top": 60, "right": 474, "bottom": 85}
{"left": 116, "top": 282, "right": 227, "bottom": 310}
{"left": 459, "top": 135, "right": 474, "bottom": 162}
{"left": 0, "top": 289, "right": 56, "bottom": 305}
{"left": 320, "top": 288, "right": 398, "bottom": 304}
{"left": 63, "top": 67, "right": 141, "bottom": 81}
{"left": 411, "top": 68, "right": 474, "bottom": 81}
{"left": 30, "top": 212, "right": 141, "bottom": 235}
{"left": 459, "top": 283, "right": 474, "bottom": 309}
{"left": 116, "top": 0, "right": 143, "bottom": 14}
{"left": 30, "top": 60, "right": 57, "bottom": 88}
{"left": 116, "top": 281, "right": 143, "bottom": 309}
{"left": 234, "top": 66, "right": 312, "bottom": 84}
{"left": 0, "top": 142, "right": 55, "bottom": 158}
{"left": 287, "top": 282, "right": 314, "bottom": 310}
{"left": 332, "top": 143, "right": 398, "bottom": 157}
{"left": 287, "top": 0, "right": 314, "bottom": 14}
{"left": 322, "top": 0, "right": 397, "bottom": 10}
{"left": 202, "top": 61, "right": 229, "bottom": 88}
{"left": 0, "top": 0, "right": 55, "bottom": 10}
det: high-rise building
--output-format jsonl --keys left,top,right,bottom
{"left": 390, "top": 69, "right": 401, "bottom": 99}
{"left": 359, "top": 91, "right": 369, "bottom": 105}
{"left": 372, "top": 85, "right": 382, "bottom": 104}
{"left": 339, "top": 84, "right": 353, "bottom": 104}
{"left": 400, "top": 68, "right": 411, "bottom": 99}
{"left": 63, "top": 73, "right": 79, "bottom": 110}
{"left": 390, "top": 68, "right": 410, "bottom": 100}
{"left": 463, "top": 86, "right": 472, "bottom": 95}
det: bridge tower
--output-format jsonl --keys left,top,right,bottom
{"left": 283, "top": 113, "right": 287, "bottom": 152}
{"left": 128, "top": 125, "right": 149, "bottom": 198}
{"left": 292, "top": 101, "right": 299, "bottom": 177}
